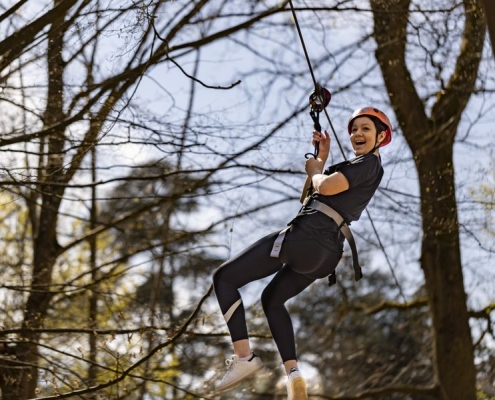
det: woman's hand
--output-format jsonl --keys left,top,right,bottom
{"left": 312, "top": 129, "right": 330, "bottom": 161}
{"left": 305, "top": 157, "right": 325, "bottom": 177}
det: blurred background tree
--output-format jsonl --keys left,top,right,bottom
{"left": 0, "top": 0, "right": 494, "bottom": 399}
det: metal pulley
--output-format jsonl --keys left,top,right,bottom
{"left": 309, "top": 84, "right": 331, "bottom": 112}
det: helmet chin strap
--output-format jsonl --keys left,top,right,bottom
{"left": 368, "top": 131, "right": 385, "bottom": 154}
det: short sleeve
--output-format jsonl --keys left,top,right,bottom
{"left": 338, "top": 155, "right": 380, "bottom": 189}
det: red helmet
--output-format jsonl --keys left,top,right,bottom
{"left": 347, "top": 107, "right": 392, "bottom": 147}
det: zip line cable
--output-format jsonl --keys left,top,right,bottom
{"left": 287, "top": 0, "right": 345, "bottom": 157}
{"left": 286, "top": 0, "right": 407, "bottom": 302}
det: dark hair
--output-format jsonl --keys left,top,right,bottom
{"left": 369, "top": 116, "right": 388, "bottom": 134}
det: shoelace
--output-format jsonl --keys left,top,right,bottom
{"left": 225, "top": 356, "right": 238, "bottom": 370}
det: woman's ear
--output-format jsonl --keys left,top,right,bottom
{"left": 377, "top": 131, "right": 386, "bottom": 146}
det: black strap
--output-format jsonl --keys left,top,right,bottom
{"left": 305, "top": 111, "right": 321, "bottom": 159}
{"left": 327, "top": 272, "right": 337, "bottom": 286}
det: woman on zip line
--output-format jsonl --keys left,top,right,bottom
{"left": 212, "top": 106, "right": 392, "bottom": 400}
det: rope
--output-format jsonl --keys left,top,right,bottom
{"left": 286, "top": 3, "right": 350, "bottom": 160}
{"left": 287, "top": 0, "right": 345, "bottom": 157}
{"left": 287, "top": 0, "right": 318, "bottom": 91}
{"left": 366, "top": 209, "right": 407, "bottom": 302}
{"left": 286, "top": 0, "right": 407, "bottom": 302}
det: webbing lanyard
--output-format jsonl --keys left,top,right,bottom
{"left": 305, "top": 84, "right": 331, "bottom": 160}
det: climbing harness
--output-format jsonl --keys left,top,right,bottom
{"left": 304, "top": 197, "right": 362, "bottom": 282}
{"left": 271, "top": 155, "right": 369, "bottom": 286}
{"left": 270, "top": 196, "right": 362, "bottom": 286}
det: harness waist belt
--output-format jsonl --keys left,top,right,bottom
{"left": 270, "top": 197, "right": 362, "bottom": 284}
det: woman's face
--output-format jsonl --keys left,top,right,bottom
{"left": 350, "top": 116, "right": 384, "bottom": 155}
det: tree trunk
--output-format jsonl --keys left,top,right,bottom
{"left": 370, "top": 0, "right": 486, "bottom": 398}
{"left": 0, "top": 1, "right": 68, "bottom": 397}
{"left": 416, "top": 140, "right": 476, "bottom": 400}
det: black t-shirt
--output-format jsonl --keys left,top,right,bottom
{"left": 297, "top": 153, "right": 383, "bottom": 230}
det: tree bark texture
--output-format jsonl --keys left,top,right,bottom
{"left": 370, "top": 0, "right": 486, "bottom": 399}
{"left": 0, "top": 1, "right": 69, "bottom": 398}
{"left": 0, "top": 0, "right": 79, "bottom": 75}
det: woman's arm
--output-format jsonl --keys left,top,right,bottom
{"left": 310, "top": 170, "right": 349, "bottom": 196}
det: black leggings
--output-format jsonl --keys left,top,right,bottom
{"left": 213, "top": 225, "right": 343, "bottom": 362}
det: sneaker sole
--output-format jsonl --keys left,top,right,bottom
{"left": 215, "top": 364, "right": 264, "bottom": 393}
{"left": 288, "top": 376, "right": 308, "bottom": 400}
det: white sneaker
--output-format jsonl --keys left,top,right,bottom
{"left": 215, "top": 353, "right": 264, "bottom": 393}
{"left": 287, "top": 369, "right": 308, "bottom": 400}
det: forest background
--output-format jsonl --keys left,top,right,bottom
{"left": 0, "top": 0, "right": 495, "bottom": 399}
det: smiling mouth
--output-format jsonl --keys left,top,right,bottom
{"left": 355, "top": 140, "right": 366, "bottom": 146}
